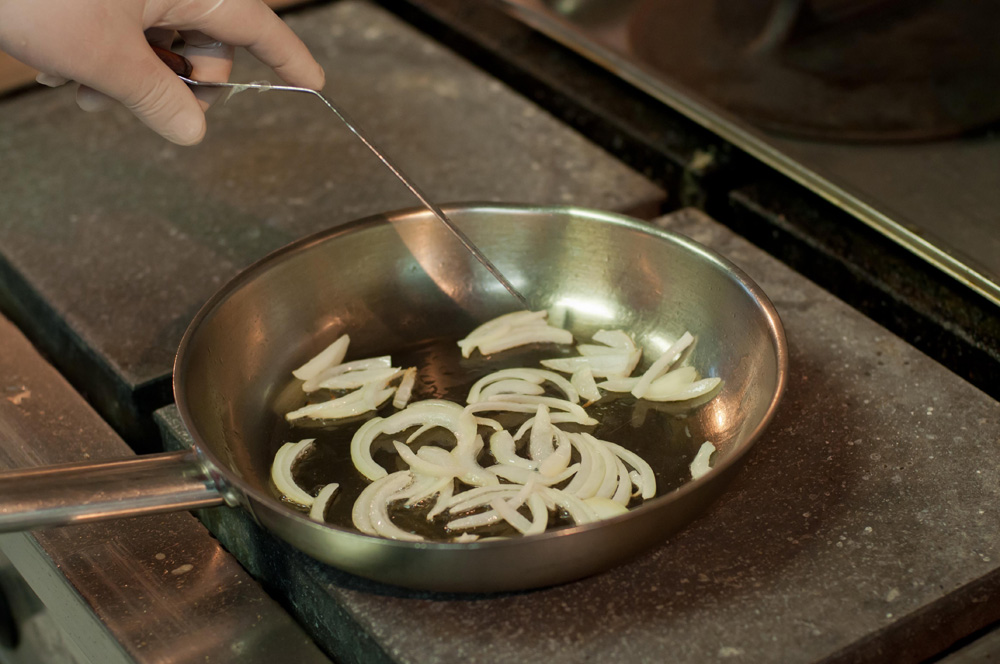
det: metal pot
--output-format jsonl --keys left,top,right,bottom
{"left": 0, "top": 204, "right": 787, "bottom": 592}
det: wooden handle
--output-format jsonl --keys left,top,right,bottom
{"left": 151, "top": 45, "right": 193, "bottom": 78}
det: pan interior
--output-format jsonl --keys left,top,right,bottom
{"left": 176, "top": 205, "right": 783, "bottom": 532}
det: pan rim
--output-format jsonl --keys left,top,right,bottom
{"left": 173, "top": 202, "right": 788, "bottom": 549}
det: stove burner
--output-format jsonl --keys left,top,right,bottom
{"left": 627, "top": 0, "right": 1000, "bottom": 142}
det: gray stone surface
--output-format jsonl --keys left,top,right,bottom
{"left": 156, "top": 207, "right": 1000, "bottom": 664}
{"left": 0, "top": 0, "right": 664, "bottom": 443}
{"left": 0, "top": 313, "right": 330, "bottom": 664}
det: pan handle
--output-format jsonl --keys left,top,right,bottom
{"left": 0, "top": 450, "right": 227, "bottom": 532}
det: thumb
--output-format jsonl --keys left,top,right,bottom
{"left": 85, "top": 41, "right": 207, "bottom": 145}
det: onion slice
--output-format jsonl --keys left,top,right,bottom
{"left": 571, "top": 366, "right": 602, "bottom": 404}
{"left": 468, "top": 368, "right": 579, "bottom": 404}
{"left": 540, "top": 353, "right": 635, "bottom": 379}
{"left": 285, "top": 387, "right": 394, "bottom": 421}
{"left": 392, "top": 367, "right": 418, "bottom": 409}
{"left": 352, "top": 471, "right": 423, "bottom": 541}
{"left": 647, "top": 376, "right": 722, "bottom": 402}
{"left": 631, "top": 332, "right": 694, "bottom": 399}
{"left": 458, "top": 311, "right": 573, "bottom": 358}
{"left": 292, "top": 335, "right": 349, "bottom": 381}
{"left": 309, "top": 483, "right": 340, "bottom": 522}
{"left": 351, "top": 400, "right": 478, "bottom": 481}
{"left": 316, "top": 366, "right": 401, "bottom": 391}
{"left": 303, "top": 355, "right": 392, "bottom": 393}
{"left": 270, "top": 439, "right": 316, "bottom": 507}
{"left": 476, "top": 326, "right": 574, "bottom": 356}
{"left": 583, "top": 496, "right": 629, "bottom": 520}
{"left": 480, "top": 379, "right": 545, "bottom": 401}
{"left": 690, "top": 441, "right": 716, "bottom": 480}
{"left": 604, "top": 440, "right": 657, "bottom": 499}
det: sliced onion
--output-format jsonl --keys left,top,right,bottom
{"left": 271, "top": 439, "right": 316, "bottom": 507}
{"left": 539, "top": 486, "right": 599, "bottom": 525}
{"left": 352, "top": 471, "right": 423, "bottom": 541}
{"left": 640, "top": 366, "right": 697, "bottom": 399}
{"left": 489, "top": 496, "right": 534, "bottom": 534}
{"left": 285, "top": 386, "right": 394, "bottom": 421}
{"left": 597, "top": 376, "right": 639, "bottom": 392}
{"left": 571, "top": 366, "right": 602, "bottom": 404}
{"left": 404, "top": 422, "right": 435, "bottom": 443}
{"left": 417, "top": 445, "right": 456, "bottom": 467}
{"left": 351, "top": 400, "right": 477, "bottom": 481}
{"left": 458, "top": 310, "right": 557, "bottom": 358}
{"left": 316, "top": 366, "right": 401, "bottom": 391}
{"left": 647, "top": 376, "right": 722, "bottom": 402}
{"left": 470, "top": 394, "right": 596, "bottom": 425}
{"left": 292, "top": 335, "right": 349, "bottom": 381}
{"left": 460, "top": 311, "right": 546, "bottom": 346}
{"left": 446, "top": 485, "right": 524, "bottom": 513}
{"left": 511, "top": 411, "right": 587, "bottom": 442}
{"left": 523, "top": 494, "right": 549, "bottom": 535}
{"left": 512, "top": 475, "right": 539, "bottom": 507}
{"left": 393, "top": 441, "right": 460, "bottom": 477}
{"left": 574, "top": 347, "right": 640, "bottom": 376}
{"left": 489, "top": 429, "right": 538, "bottom": 470}
{"left": 628, "top": 470, "right": 642, "bottom": 496}
{"left": 491, "top": 462, "right": 580, "bottom": 486}
{"left": 562, "top": 432, "right": 600, "bottom": 498}
{"left": 450, "top": 435, "right": 500, "bottom": 487}
{"left": 480, "top": 379, "right": 545, "bottom": 401}
{"left": 468, "top": 368, "right": 578, "bottom": 404}
{"left": 611, "top": 455, "right": 632, "bottom": 505}
{"left": 426, "top": 480, "right": 456, "bottom": 520}
{"left": 403, "top": 473, "right": 450, "bottom": 506}
{"left": 303, "top": 355, "right": 392, "bottom": 393}
{"left": 577, "top": 343, "right": 624, "bottom": 357}
{"left": 690, "top": 441, "right": 716, "bottom": 480}
{"left": 392, "top": 367, "right": 418, "bottom": 409}
{"left": 476, "top": 326, "right": 574, "bottom": 356}
{"left": 529, "top": 404, "right": 554, "bottom": 461}
{"left": 589, "top": 433, "right": 620, "bottom": 500}
{"left": 540, "top": 352, "right": 635, "bottom": 378}
{"left": 603, "top": 440, "right": 657, "bottom": 499}
{"left": 288, "top": 316, "right": 721, "bottom": 544}
{"left": 308, "top": 483, "right": 340, "bottom": 522}
{"left": 475, "top": 417, "right": 504, "bottom": 432}
{"left": 446, "top": 509, "right": 501, "bottom": 532}
{"left": 538, "top": 431, "right": 572, "bottom": 477}
{"left": 631, "top": 332, "right": 694, "bottom": 399}
{"left": 583, "top": 496, "right": 629, "bottom": 520}
{"left": 591, "top": 329, "right": 638, "bottom": 351}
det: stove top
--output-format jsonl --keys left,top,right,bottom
{"left": 496, "top": 0, "right": 1000, "bottom": 307}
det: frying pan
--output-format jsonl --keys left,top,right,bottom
{"left": 0, "top": 204, "right": 787, "bottom": 592}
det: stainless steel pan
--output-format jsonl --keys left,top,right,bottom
{"left": 0, "top": 204, "right": 787, "bottom": 592}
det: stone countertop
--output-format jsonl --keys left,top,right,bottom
{"left": 157, "top": 207, "right": 1000, "bottom": 664}
{"left": 0, "top": 0, "right": 664, "bottom": 445}
{"left": 0, "top": 313, "right": 331, "bottom": 664}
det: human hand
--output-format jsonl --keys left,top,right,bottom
{"left": 0, "top": 0, "right": 325, "bottom": 145}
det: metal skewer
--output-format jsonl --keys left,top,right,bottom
{"left": 162, "top": 52, "right": 530, "bottom": 309}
